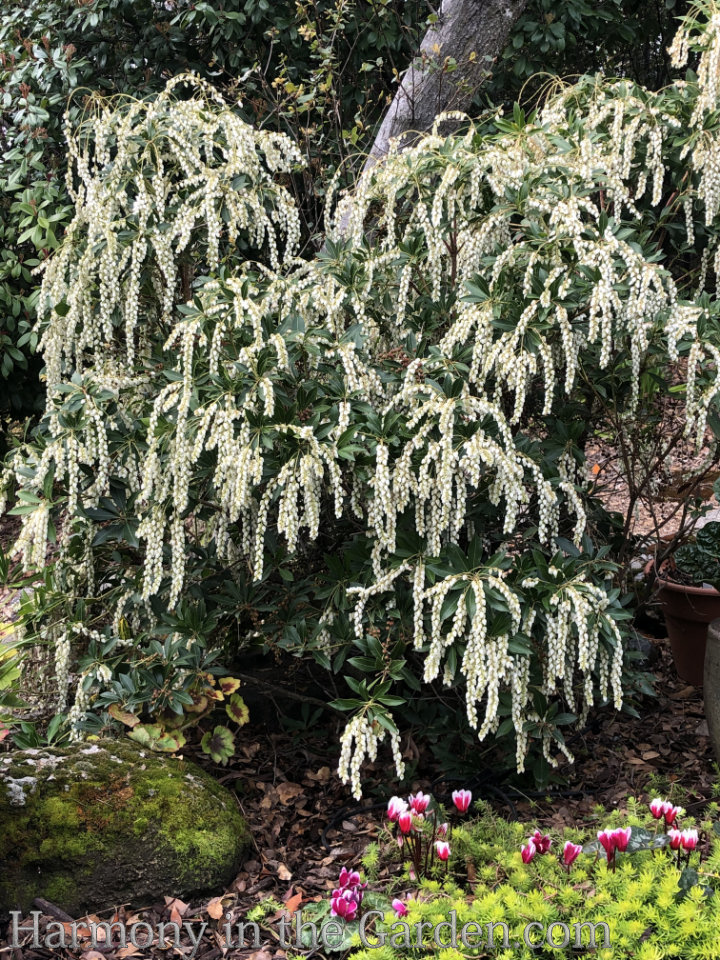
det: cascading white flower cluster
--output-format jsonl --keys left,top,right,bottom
{"left": 37, "top": 74, "right": 303, "bottom": 389}
{"left": 8, "top": 6, "right": 720, "bottom": 799}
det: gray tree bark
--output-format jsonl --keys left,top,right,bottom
{"left": 364, "top": 0, "right": 529, "bottom": 170}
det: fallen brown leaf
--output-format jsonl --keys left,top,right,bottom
{"left": 63, "top": 923, "right": 91, "bottom": 940}
{"left": 305, "top": 767, "right": 331, "bottom": 783}
{"left": 207, "top": 897, "right": 225, "bottom": 920}
{"left": 164, "top": 896, "right": 190, "bottom": 916}
{"left": 276, "top": 782, "right": 304, "bottom": 805}
{"left": 284, "top": 892, "right": 303, "bottom": 914}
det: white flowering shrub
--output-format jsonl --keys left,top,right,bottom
{"left": 4, "top": 5, "right": 720, "bottom": 794}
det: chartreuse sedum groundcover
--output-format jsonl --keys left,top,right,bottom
{"left": 2, "top": 2, "right": 720, "bottom": 795}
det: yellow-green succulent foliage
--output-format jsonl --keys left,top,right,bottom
{"left": 350, "top": 801, "right": 720, "bottom": 959}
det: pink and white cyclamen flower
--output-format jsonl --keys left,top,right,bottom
{"left": 681, "top": 829, "right": 698, "bottom": 851}
{"left": 668, "top": 828, "right": 683, "bottom": 850}
{"left": 409, "top": 791, "right": 431, "bottom": 814}
{"left": 397, "top": 811, "right": 413, "bottom": 835}
{"left": 388, "top": 796, "right": 409, "bottom": 822}
{"left": 649, "top": 798, "right": 667, "bottom": 820}
{"left": 435, "top": 841, "right": 450, "bottom": 861}
{"left": 451, "top": 789, "right": 472, "bottom": 813}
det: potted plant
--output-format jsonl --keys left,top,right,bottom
{"left": 648, "top": 521, "right": 720, "bottom": 686}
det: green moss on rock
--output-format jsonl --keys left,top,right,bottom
{"left": 0, "top": 740, "right": 249, "bottom": 917}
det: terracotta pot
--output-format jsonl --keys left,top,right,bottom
{"left": 647, "top": 559, "right": 720, "bottom": 686}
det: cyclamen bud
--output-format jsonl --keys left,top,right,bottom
{"left": 452, "top": 789, "right": 472, "bottom": 813}
{"left": 436, "top": 822, "right": 448, "bottom": 838}
{"left": 435, "top": 841, "right": 450, "bottom": 861}
{"left": 563, "top": 841, "right": 582, "bottom": 868}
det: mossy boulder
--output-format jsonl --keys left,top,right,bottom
{"left": 0, "top": 740, "right": 249, "bottom": 917}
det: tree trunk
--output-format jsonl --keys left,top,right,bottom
{"left": 365, "top": 0, "right": 529, "bottom": 170}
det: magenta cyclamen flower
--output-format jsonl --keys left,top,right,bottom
{"left": 409, "top": 791, "right": 431, "bottom": 814}
{"left": 338, "top": 867, "right": 361, "bottom": 890}
{"left": 681, "top": 829, "right": 698, "bottom": 851}
{"left": 331, "top": 889, "right": 359, "bottom": 920}
{"left": 392, "top": 899, "right": 408, "bottom": 918}
{"left": 563, "top": 841, "right": 582, "bottom": 868}
{"left": 435, "top": 841, "right": 450, "bottom": 861}
{"left": 388, "top": 796, "right": 409, "bottom": 821}
{"left": 521, "top": 839, "right": 537, "bottom": 864}
{"left": 664, "top": 805, "right": 683, "bottom": 827}
{"left": 531, "top": 830, "right": 552, "bottom": 854}
{"left": 330, "top": 866, "right": 366, "bottom": 921}
{"left": 451, "top": 789, "right": 472, "bottom": 813}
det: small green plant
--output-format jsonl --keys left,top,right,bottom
{"left": 97, "top": 669, "right": 250, "bottom": 763}
{"left": 9, "top": 713, "right": 70, "bottom": 750}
